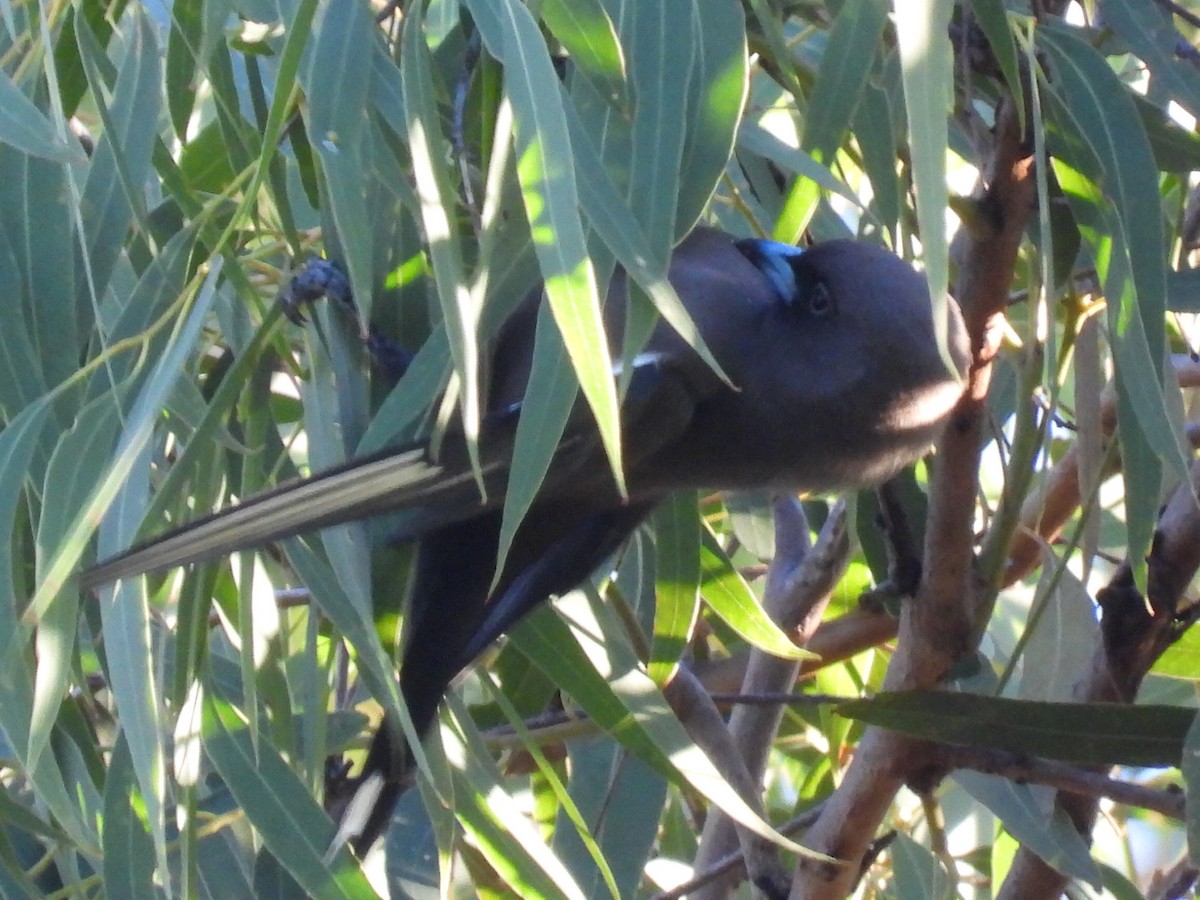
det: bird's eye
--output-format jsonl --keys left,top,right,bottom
{"left": 807, "top": 282, "right": 835, "bottom": 318}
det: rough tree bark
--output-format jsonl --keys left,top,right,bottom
{"left": 789, "top": 98, "right": 1036, "bottom": 899}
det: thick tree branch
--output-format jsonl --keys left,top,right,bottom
{"left": 692, "top": 501, "right": 851, "bottom": 898}
{"left": 789, "top": 98, "right": 1036, "bottom": 899}
{"left": 997, "top": 460, "right": 1200, "bottom": 897}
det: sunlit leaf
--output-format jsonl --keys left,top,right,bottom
{"left": 650, "top": 492, "right": 702, "bottom": 685}
{"left": 894, "top": 0, "right": 954, "bottom": 353}
{"left": 540, "top": 0, "right": 626, "bottom": 110}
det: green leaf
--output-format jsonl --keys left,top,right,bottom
{"left": 233, "top": 0, "right": 317, "bottom": 236}
{"left": 650, "top": 492, "right": 702, "bottom": 685}
{"left": 445, "top": 696, "right": 592, "bottom": 899}
{"left": 400, "top": 7, "right": 483, "bottom": 475}
{"left": 165, "top": 0, "right": 203, "bottom": 138}
{"left": 894, "top": 0, "right": 954, "bottom": 349}
{"left": 1039, "top": 24, "right": 1175, "bottom": 458}
{"left": 776, "top": 0, "right": 888, "bottom": 241}
{"left": 540, "top": 0, "right": 626, "bottom": 110}
{"left": 1099, "top": 862, "right": 1154, "bottom": 900}
{"left": 1153, "top": 622, "right": 1200, "bottom": 679}
{"left": 101, "top": 734, "right": 159, "bottom": 900}
{"left": 512, "top": 590, "right": 820, "bottom": 860}
{"left": 253, "top": 851, "right": 311, "bottom": 899}
{"left": 29, "top": 397, "right": 119, "bottom": 772}
{"left": 201, "top": 691, "right": 376, "bottom": 899}
{"left": 954, "top": 770, "right": 1100, "bottom": 885}
{"left": 178, "top": 120, "right": 238, "bottom": 194}
{"left": 54, "top": 2, "right": 117, "bottom": 117}
{"left": 0, "top": 396, "right": 50, "bottom": 640}
{"left": 626, "top": 0, "right": 694, "bottom": 254}
{"left": 563, "top": 98, "right": 731, "bottom": 386}
{"left": 0, "top": 71, "right": 86, "bottom": 163}
{"left": 0, "top": 401, "right": 94, "bottom": 848}
{"left": 282, "top": 535, "right": 432, "bottom": 782}
{"left": 357, "top": 327, "right": 452, "bottom": 455}
{"left": 77, "top": 9, "right": 162, "bottom": 305}
{"left": 1016, "top": 565, "right": 1097, "bottom": 702}
{"left": 495, "top": 308, "right": 579, "bottom": 591}
{"left": 0, "top": 218, "right": 51, "bottom": 425}
{"left": 1134, "top": 92, "right": 1200, "bottom": 173}
{"left": 853, "top": 74, "right": 903, "bottom": 238}
{"left": 890, "top": 832, "right": 956, "bottom": 900}
{"left": 968, "top": 0, "right": 1024, "bottom": 132}
{"left": 1039, "top": 21, "right": 1186, "bottom": 593}
{"left": 674, "top": 0, "right": 746, "bottom": 235}
{"left": 505, "top": 0, "right": 622, "bottom": 485}
{"left": 699, "top": 523, "right": 810, "bottom": 661}
{"left": 1102, "top": 0, "right": 1200, "bottom": 121}
{"left": 724, "top": 491, "right": 774, "bottom": 561}
{"left": 1049, "top": 157, "right": 1178, "bottom": 593}
{"left": 738, "top": 121, "right": 869, "bottom": 219}
{"left": 305, "top": 0, "right": 374, "bottom": 318}
{"left": 1114, "top": 376, "right": 1163, "bottom": 602}
{"left": 477, "top": 673, "right": 623, "bottom": 899}
{"left": 553, "top": 738, "right": 666, "bottom": 899}
{"left": 837, "top": 692, "right": 1193, "bottom": 767}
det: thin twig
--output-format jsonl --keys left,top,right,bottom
{"left": 938, "top": 745, "right": 1186, "bottom": 820}
{"left": 647, "top": 804, "right": 827, "bottom": 900}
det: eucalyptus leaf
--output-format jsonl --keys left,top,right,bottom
{"left": 838, "top": 692, "right": 1193, "bottom": 767}
{"left": 650, "top": 491, "right": 702, "bottom": 685}
{"left": 0, "top": 71, "right": 86, "bottom": 163}
{"left": 954, "top": 770, "right": 1100, "bottom": 886}
{"left": 201, "top": 692, "right": 376, "bottom": 899}
{"left": 101, "top": 734, "right": 160, "bottom": 900}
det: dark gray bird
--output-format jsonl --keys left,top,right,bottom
{"left": 82, "top": 227, "right": 969, "bottom": 854}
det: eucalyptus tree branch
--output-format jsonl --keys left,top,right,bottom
{"left": 937, "top": 745, "right": 1186, "bottom": 820}
{"left": 663, "top": 666, "right": 792, "bottom": 899}
{"left": 1147, "top": 855, "right": 1200, "bottom": 900}
{"left": 998, "top": 459, "right": 1200, "bottom": 899}
{"left": 790, "top": 96, "right": 1036, "bottom": 900}
{"left": 1003, "top": 355, "right": 1200, "bottom": 587}
{"left": 648, "top": 804, "right": 826, "bottom": 900}
{"left": 691, "top": 500, "right": 850, "bottom": 899}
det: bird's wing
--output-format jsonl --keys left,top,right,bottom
{"left": 81, "top": 352, "right": 703, "bottom": 591}
{"left": 453, "top": 501, "right": 657, "bottom": 670}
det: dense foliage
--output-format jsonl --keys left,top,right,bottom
{"left": 4, "top": 0, "right": 1200, "bottom": 896}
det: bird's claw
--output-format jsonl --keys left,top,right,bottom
{"left": 279, "top": 258, "right": 356, "bottom": 325}
{"left": 323, "top": 753, "right": 358, "bottom": 820}
{"left": 279, "top": 259, "right": 416, "bottom": 380}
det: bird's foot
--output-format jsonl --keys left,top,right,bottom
{"left": 322, "top": 753, "right": 360, "bottom": 824}
{"left": 279, "top": 258, "right": 356, "bottom": 325}
{"left": 280, "top": 258, "right": 416, "bottom": 380}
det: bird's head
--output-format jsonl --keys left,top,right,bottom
{"left": 722, "top": 236, "right": 971, "bottom": 491}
